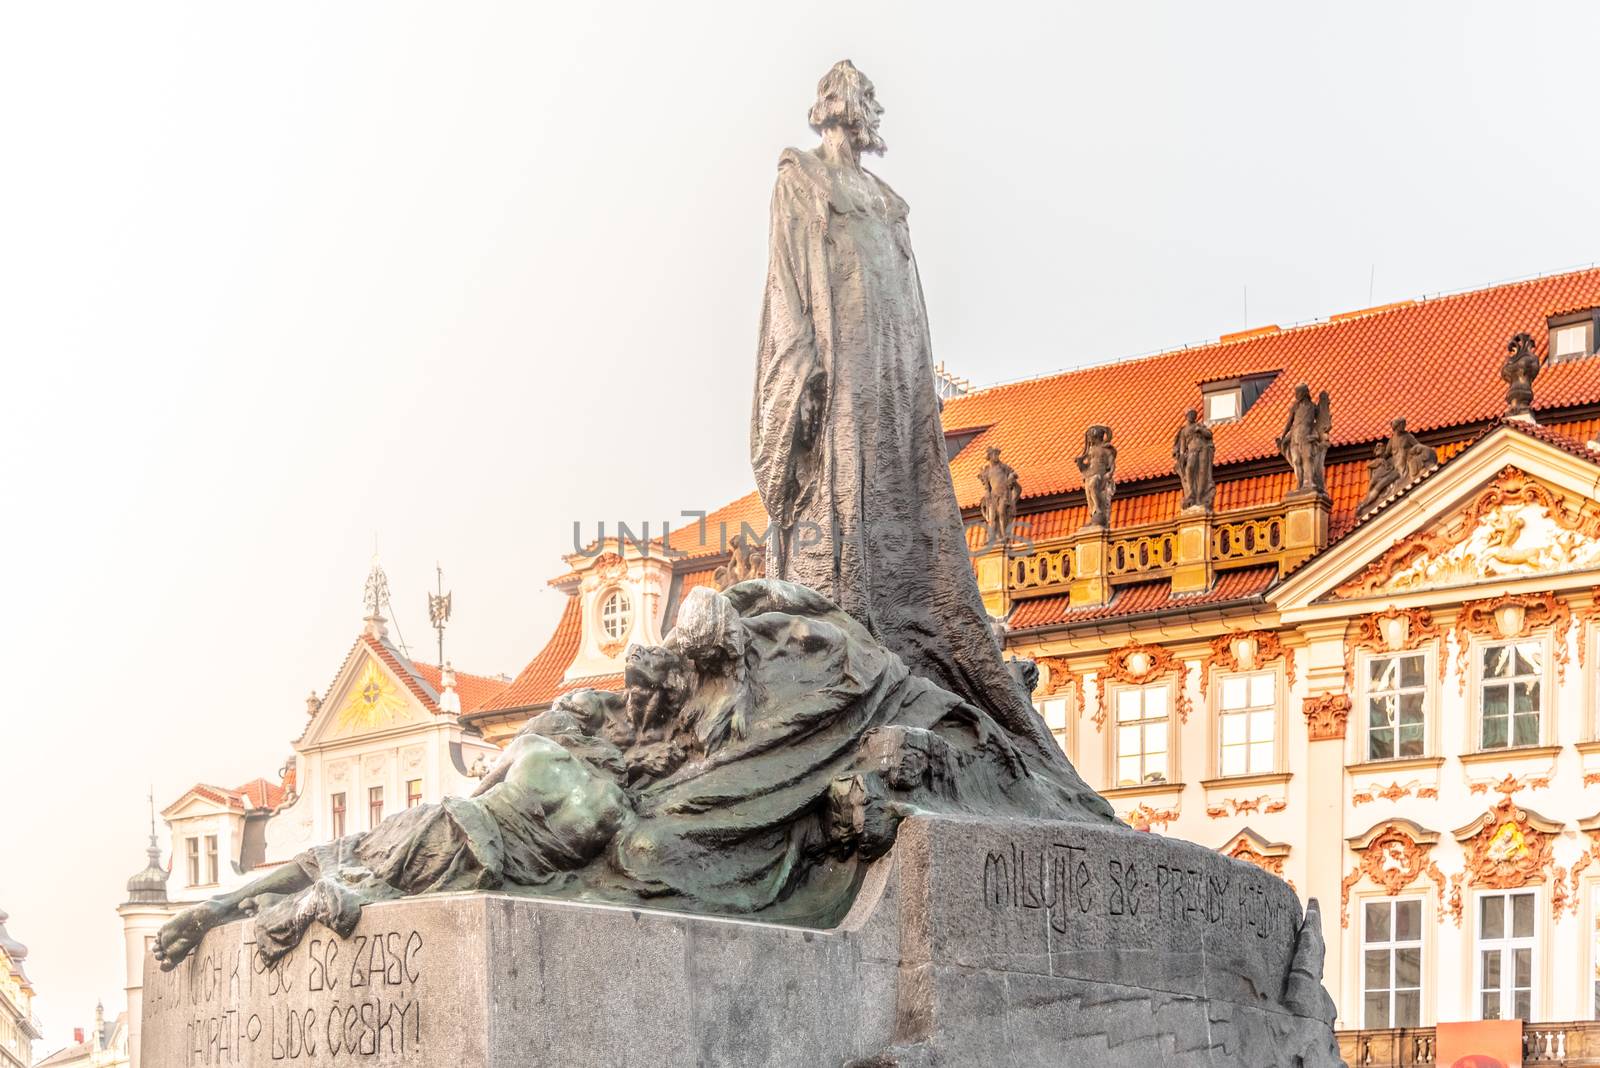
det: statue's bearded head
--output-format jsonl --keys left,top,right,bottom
{"left": 809, "top": 60, "right": 886, "bottom": 155}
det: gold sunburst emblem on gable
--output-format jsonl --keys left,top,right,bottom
{"left": 334, "top": 658, "right": 408, "bottom": 734}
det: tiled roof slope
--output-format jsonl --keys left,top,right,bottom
{"left": 473, "top": 597, "right": 624, "bottom": 714}
{"left": 409, "top": 659, "right": 509, "bottom": 713}
{"left": 1009, "top": 565, "right": 1278, "bottom": 630}
{"left": 167, "top": 779, "right": 286, "bottom": 814}
{"left": 942, "top": 267, "right": 1600, "bottom": 509}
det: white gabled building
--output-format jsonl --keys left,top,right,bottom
{"left": 120, "top": 561, "right": 508, "bottom": 1067}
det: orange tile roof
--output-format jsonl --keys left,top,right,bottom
{"left": 409, "top": 659, "right": 510, "bottom": 714}
{"left": 941, "top": 267, "right": 1600, "bottom": 509}
{"left": 471, "top": 597, "right": 625, "bottom": 715}
{"left": 664, "top": 492, "right": 769, "bottom": 558}
{"left": 167, "top": 778, "right": 287, "bottom": 815}
{"left": 235, "top": 777, "right": 287, "bottom": 810}
{"left": 1008, "top": 565, "right": 1279, "bottom": 630}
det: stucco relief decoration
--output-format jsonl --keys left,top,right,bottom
{"left": 334, "top": 659, "right": 408, "bottom": 734}
{"left": 1339, "top": 821, "right": 1448, "bottom": 929}
{"left": 363, "top": 753, "right": 386, "bottom": 779}
{"left": 1218, "top": 830, "right": 1294, "bottom": 890}
{"left": 1561, "top": 825, "right": 1600, "bottom": 917}
{"left": 1577, "top": 587, "right": 1600, "bottom": 668}
{"left": 592, "top": 551, "right": 628, "bottom": 583}
{"left": 1335, "top": 468, "right": 1600, "bottom": 599}
{"left": 1302, "top": 693, "right": 1352, "bottom": 742}
{"left": 1123, "top": 802, "right": 1179, "bottom": 831}
{"left": 1206, "top": 796, "right": 1287, "bottom": 819}
{"left": 1343, "top": 606, "right": 1445, "bottom": 687}
{"left": 1033, "top": 656, "right": 1081, "bottom": 699}
{"left": 1352, "top": 781, "right": 1439, "bottom": 806}
{"left": 1093, "top": 643, "right": 1191, "bottom": 730}
{"left": 1452, "top": 591, "right": 1571, "bottom": 690}
{"left": 1454, "top": 797, "right": 1558, "bottom": 892}
{"left": 1202, "top": 630, "right": 1296, "bottom": 686}
{"left": 1468, "top": 773, "right": 1550, "bottom": 797}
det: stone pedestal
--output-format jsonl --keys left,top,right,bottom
{"left": 1069, "top": 525, "right": 1112, "bottom": 607}
{"left": 1170, "top": 509, "right": 1215, "bottom": 594}
{"left": 1281, "top": 492, "right": 1330, "bottom": 571}
{"left": 142, "top": 815, "right": 1343, "bottom": 1067}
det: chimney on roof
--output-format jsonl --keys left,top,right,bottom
{"left": 74, "top": 1028, "right": 83, "bottom": 1045}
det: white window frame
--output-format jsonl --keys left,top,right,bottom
{"left": 1592, "top": 882, "right": 1600, "bottom": 1022}
{"left": 1474, "top": 636, "right": 1550, "bottom": 751}
{"left": 1215, "top": 667, "right": 1282, "bottom": 778}
{"left": 1359, "top": 649, "right": 1432, "bottom": 762}
{"left": 1550, "top": 316, "right": 1595, "bottom": 364}
{"left": 1474, "top": 888, "right": 1539, "bottom": 1022}
{"left": 599, "top": 588, "right": 634, "bottom": 643}
{"left": 185, "top": 836, "right": 201, "bottom": 887}
{"left": 1360, "top": 895, "right": 1425, "bottom": 1029}
{"left": 203, "top": 834, "right": 219, "bottom": 885}
{"left": 1034, "top": 694, "right": 1074, "bottom": 762}
{"left": 1109, "top": 681, "right": 1174, "bottom": 788}
{"left": 1203, "top": 387, "right": 1242, "bottom": 425}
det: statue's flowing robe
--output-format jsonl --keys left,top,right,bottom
{"left": 750, "top": 148, "right": 1087, "bottom": 781}
{"left": 247, "top": 581, "right": 1110, "bottom": 955}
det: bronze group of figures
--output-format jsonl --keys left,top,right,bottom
{"left": 154, "top": 59, "right": 1112, "bottom": 972}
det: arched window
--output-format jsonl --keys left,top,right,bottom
{"left": 600, "top": 589, "right": 633, "bottom": 642}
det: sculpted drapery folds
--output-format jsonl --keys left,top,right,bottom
{"left": 1277, "top": 383, "right": 1331, "bottom": 496}
{"left": 750, "top": 60, "right": 1084, "bottom": 774}
{"left": 1076, "top": 425, "right": 1117, "bottom": 527}
{"left": 1172, "top": 409, "right": 1215, "bottom": 511}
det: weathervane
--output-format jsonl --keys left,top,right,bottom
{"left": 428, "top": 562, "right": 453, "bottom": 667}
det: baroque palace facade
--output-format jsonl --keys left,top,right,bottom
{"left": 461, "top": 266, "right": 1600, "bottom": 1062}
{"left": 136, "top": 266, "right": 1600, "bottom": 1064}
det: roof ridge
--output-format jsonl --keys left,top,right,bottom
{"left": 952, "top": 263, "right": 1600, "bottom": 398}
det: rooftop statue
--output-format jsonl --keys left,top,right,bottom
{"left": 1171, "top": 409, "right": 1215, "bottom": 511}
{"left": 1502, "top": 331, "right": 1541, "bottom": 418}
{"left": 1357, "top": 417, "right": 1438, "bottom": 514}
{"left": 152, "top": 60, "right": 1113, "bottom": 974}
{"left": 1076, "top": 425, "right": 1117, "bottom": 527}
{"left": 1278, "top": 383, "right": 1332, "bottom": 497}
{"left": 976, "top": 445, "right": 1021, "bottom": 549}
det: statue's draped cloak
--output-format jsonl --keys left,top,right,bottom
{"left": 250, "top": 581, "right": 1108, "bottom": 952}
{"left": 750, "top": 148, "right": 1100, "bottom": 799}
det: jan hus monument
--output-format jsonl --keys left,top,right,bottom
{"left": 141, "top": 61, "right": 1344, "bottom": 1067}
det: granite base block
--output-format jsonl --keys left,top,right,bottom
{"left": 142, "top": 814, "right": 1343, "bottom": 1067}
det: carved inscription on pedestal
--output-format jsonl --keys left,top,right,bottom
{"left": 977, "top": 834, "right": 1293, "bottom": 944}
{"left": 145, "top": 925, "right": 429, "bottom": 1065}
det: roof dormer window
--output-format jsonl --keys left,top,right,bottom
{"left": 1200, "top": 371, "right": 1279, "bottom": 425}
{"left": 1204, "top": 388, "right": 1241, "bottom": 424}
{"left": 1549, "top": 310, "right": 1596, "bottom": 365}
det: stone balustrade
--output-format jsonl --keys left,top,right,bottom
{"left": 1338, "top": 1021, "right": 1600, "bottom": 1066}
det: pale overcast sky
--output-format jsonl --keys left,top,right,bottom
{"left": 3, "top": 0, "right": 1597, "bottom": 1051}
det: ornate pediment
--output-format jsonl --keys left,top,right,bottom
{"left": 1334, "top": 468, "right": 1600, "bottom": 599}
{"left": 315, "top": 654, "right": 427, "bottom": 743}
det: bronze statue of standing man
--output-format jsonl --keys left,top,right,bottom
{"left": 750, "top": 60, "right": 1093, "bottom": 781}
